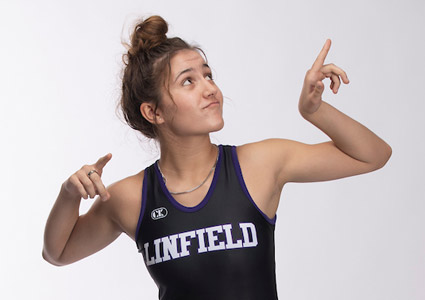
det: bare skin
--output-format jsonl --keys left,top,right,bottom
{"left": 42, "top": 40, "right": 391, "bottom": 266}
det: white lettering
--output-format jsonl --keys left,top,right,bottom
{"left": 222, "top": 224, "right": 243, "bottom": 249}
{"left": 154, "top": 238, "right": 162, "bottom": 264}
{"left": 240, "top": 222, "right": 258, "bottom": 247}
{"left": 144, "top": 242, "right": 155, "bottom": 266}
{"left": 195, "top": 229, "right": 208, "bottom": 253}
{"left": 161, "top": 234, "right": 180, "bottom": 262}
{"left": 205, "top": 225, "right": 226, "bottom": 251}
{"left": 179, "top": 230, "right": 196, "bottom": 257}
{"left": 141, "top": 222, "right": 259, "bottom": 266}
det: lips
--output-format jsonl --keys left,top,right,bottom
{"left": 203, "top": 101, "right": 220, "bottom": 109}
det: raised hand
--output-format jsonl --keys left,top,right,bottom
{"left": 298, "top": 39, "right": 350, "bottom": 116}
{"left": 62, "top": 153, "right": 112, "bottom": 201}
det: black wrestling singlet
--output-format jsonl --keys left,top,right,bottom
{"left": 135, "top": 145, "right": 278, "bottom": 300}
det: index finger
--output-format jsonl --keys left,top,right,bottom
{"left": 311, "top": 39, "right": 331, "bottom": 70}
{"left": 94, "top": 153, "right": 112, "bottom": 171}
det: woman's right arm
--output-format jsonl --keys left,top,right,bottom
{"left": 42, "top": 153, "right": 122, "bottom": 266}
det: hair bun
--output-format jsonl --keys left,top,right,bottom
{"left": 130, "top": 15, "right": 168, "bottom": 55}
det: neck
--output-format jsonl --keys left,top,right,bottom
{"left": 158, "top": 134, "right": 218, "bottom": 180}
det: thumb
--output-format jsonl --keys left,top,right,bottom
{"left": 95, "top": 153, "right": 112, "bottom": 171}
{"left": 313, "top": 81, "right": 324, "bottom": 97}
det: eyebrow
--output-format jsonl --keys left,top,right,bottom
{"left": 174, "top": 63, "right": 210, "bottom": 83}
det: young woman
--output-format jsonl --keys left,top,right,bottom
{"left": 43, "top": 15, "right": 391, "bottom": 299}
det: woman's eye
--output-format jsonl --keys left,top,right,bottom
{"left": 206, "top": 73, "right": 213, "bottom": 80}
{"left": 182, "top": 78, "right": 193, "bottom": 86}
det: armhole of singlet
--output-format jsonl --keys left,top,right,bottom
{"left": 231, "top": 146, "right": 277, "bottom": 225}
{"left": 135, "top": 169, "right": 148, "bottom": 241}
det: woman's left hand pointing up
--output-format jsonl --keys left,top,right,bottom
{"left": 298, "top": 39, "right": 350, "bottom": 116}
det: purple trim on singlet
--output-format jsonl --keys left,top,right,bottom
{"left": 231, "top": 146, "right": 277, "bottom": 225}
{"left": 135, "top": 170, "right": 148, "bottom": 239}
{"left": 153, "top": 145, "right": 223, "bottom": 213}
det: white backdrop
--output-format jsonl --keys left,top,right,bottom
{"left": 1, "top": 0, "right": 424, "bottom": 299}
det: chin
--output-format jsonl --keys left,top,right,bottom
{"left": 210, "top": 119, "right": 224, "bottom": 133}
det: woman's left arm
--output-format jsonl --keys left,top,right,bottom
{"left": 283, "top": 39, "right": 391, "bottom": 184}
{"left": 239, "top": 39, "right": 391, "bottom": 188}
{"left": 237, "top": 39, "right": 391, "bottom": 218}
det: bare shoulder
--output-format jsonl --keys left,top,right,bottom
{"left": 236, "top": 139, "right": 295, "bottom": 178}
{"left": 102, "top": 170, "right": 145, "bottom": 240}
{"left": 237, "top": 138, "right": 294, "bottom": 158}
{"left": 237, "top": 138, "right": 314, "bottom": 184}
{"left": 108, "top": 170, "right": 145, "bottom": 200}
{"left": 235, "top": 139, "right": 295, "bottom": 218}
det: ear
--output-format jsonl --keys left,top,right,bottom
{"left": 140, "top": 102, "right": 165, "bottom": 125}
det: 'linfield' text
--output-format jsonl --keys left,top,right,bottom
{"left": 141, "top": 222, "right": 258, "bottom": 266}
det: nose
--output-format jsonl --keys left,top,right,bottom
{"left": 202, "top": 78, "right": 218, "bottom": 98}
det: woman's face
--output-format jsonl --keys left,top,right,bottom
{"left": 158, "top": 49, "right": 224, "bottom": 137}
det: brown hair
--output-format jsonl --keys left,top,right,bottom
{"left": 120, "top": 15, "right": 196, "bottom": 139}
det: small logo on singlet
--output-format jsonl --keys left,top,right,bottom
{"left": 151, "top": 207, "right": 168, "bottom": 220}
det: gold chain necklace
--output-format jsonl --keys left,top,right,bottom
{"left": 157, "top": 146, "right": 219, "bottom": 195}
